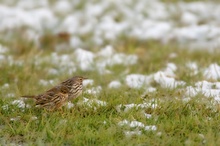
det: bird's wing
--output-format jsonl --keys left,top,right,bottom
{"left": 36, "top": 92, "right": 68, "bottom": 109}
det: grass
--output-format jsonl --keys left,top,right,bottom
{"left": 1, "top": 0, "right": 220, "bottom": 144}
{"left": 1, "top": 36, "right": 220, "bottom": 146}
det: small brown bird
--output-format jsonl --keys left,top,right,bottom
{"left": 22, "top": 76, "right": 87, "bottom": 111}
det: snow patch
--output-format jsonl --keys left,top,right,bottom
{"left": 108, "top": 80, "right": 121, "bottom": 88}
{"left": 186, "top": 62, "right": 198, "bottom": 75}
{"left": 83, "top": 79, "right": 94, "bottom": 87}
{"left": 39, "top": 79, "right": 54, "bottom": 86}
{"left": 154, "top": 71, "right": 185, "bottom": 89}
{"left": 126, "top": 74, "right": 153, "bottom": 88}
{"left": 185, "top": 81, "right": 220, "bottom": 102}
{"left": 124, "top": 130, "right": 142, "bottom": 137}
{"left": 203, "top": 63, "right": 220, "bottom": 80}
{"left": 66, "top": 102, "right": 74, "bottom": 109}
{"left": 85, "top": 86, "right": 102, "bottom": 95}
{"left": 11, "top": 99, "right": 30, "bottom": 109}
{"left": 75, "top": 48, "right": 95, "bottom": 71}
{"left": 118, "top": 119, "right": 157, "bottom": 131}
{"left": 79, "top": 97, "right": 107, "bottom": 109}
{"left": 117, "top": 101, "right": 157, "bottom": 112}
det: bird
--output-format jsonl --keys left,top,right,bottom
{"left": 21, "top": 76, "right": 87, "bottom": 111}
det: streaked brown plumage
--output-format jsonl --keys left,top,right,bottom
{"left": 22, "top": 76, "right": 87, "bottom": 110}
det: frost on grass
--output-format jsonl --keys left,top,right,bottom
{"left": 33, "top": 46, "right": 137, "bottom": 75}
{"left": 96, "top": 46, "right": 138, "bottom": 74}
{"left": 118, "top": 119, "right": 157, "bottom": 136}
{"left": 203, "top": 63, "right": 220, "bottom": 80}
{"left": 83, "top": 79, "right": 94, "bottom": 87}
{"left": 0, "top": 5, "right": 56, "bottom": 32}
{"left": 11, "top": 99, "right": 30, "bottom": 109}
{"left": 78, "top": 97, "right": 107, "bottom": 110}
{"left": 39, "top": 79, "right": 55, "bottom": 86}
{"left": 153, "top": 63, "right": 185, "bottom": 89}
{"left": 2, "top": 99, "right": 31, "bottom": 111}
{"left": 125, "top": 63, "right": 186, "bottom": 89}
{"left": 0, "top": 44, "right": 9, "bottom": 53}
{"left": 66, "top": 102, "right": 74, "bottom": 109}
{"left": 97, "top": 45, "right": 114, "bottom": 57}
{"left": 117, "top": 100, "right": 157, "bottom": 113}
{"left": 154, "top": 71, "right": 185, "bottom": 89}
{"left": 75, "top": 48, "right": 95, "bottom": 71}
{"left": 124, "top": 130, "right": 142, "bottom": 137}
{"left": 105, "top": 53, "right": 138, "bottom": 66}
{"left": 125, "top": 74, "right": 153, "bottom": 89}
{"left": 108, "top": 80, "right": 121, "bottom": 89}
{"left": 185, "top": 81, "right": 220, "bottom": 102}
{"left": 144, "top": 113, "right": 152, "bottom": 119}
{"left": 1, "top": 1, "right": 220, "bottom": 49}
{"left": 163, "top": 63, "right": 177, "bottom": 78}
{"left": 186, "top": 62, "right": 198, "bottom": 75}
{"left": 85, "top": 86, "right": 102, "bottom": 95}
{"left": 37, "top": 52, "right": 76, "bottom": 75}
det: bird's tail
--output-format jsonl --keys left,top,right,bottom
{"left": 21, "top": 95, "right": 36, "bottom": 98}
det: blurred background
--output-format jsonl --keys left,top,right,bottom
{"left": 0, "top": 0, "right": 220, "bottom": 52}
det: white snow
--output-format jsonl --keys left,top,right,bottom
{"left": 74, "top": 48, "right": 95, "bottom": 71}
{"left": 85, "top": 86, "right": 102, "bottom": 95}
{"left": 117, "top": 101, "right": 157, "bottom": 113}
{"left": 154, "top": 71, "right": 186, "bottom": 89}
{"left": 125, "top": 63, "right": 186, "bottom": 89}
{"left": 11, "top": 99, "right": 30, "bottom": 109}
{"left": 1, "top": 1, "right": 220, "bottom": 133}
{"left": 79, "top": 97, "right": 107, "bottom": 109}
{"left": 124, "top": 130, "right": 142, "bottom": 137}
{"left": 0, "top": 44, "right": 9, "bottom": 53}
{"left": 146, "top": 87, "right": 157, "bottom": 93}
{"left": 203, "top": 63, "right": 220, "bottom": 80}
{"left": 163, "top": 63, "right": 177, "bottom": 77}
{"left": 186, "top": 62, "right": 198, "bottom": 75}
{"left": 83, "top": 79, "right": 94, "bottom": 87}
{"left": 118, "top": 119, "right": 157, "bottom": 131}
{"left": 125, "top": 74, "right": 153, "bottom": 88}
{"left": 38, "top": 53, "right": 76, "bottom": 75}
{"left": 108, "top": 80, "right": 121, "bottom": 88}
{"left": 97, "top": 45, "right": 114, "bottom": 57}
{"left": 181, "top": 12, "right": 198, "bottom": 25}
{"left": 48, "top": 68, "right": 59, "bottom": 75}
{"left": 108, "top": 54, "right": 138, "bottom": 66}
{"left": 2, "top": 104, "right": 9, "bottom": 110}
{"left": 53, "top": 1, "right": 72, "bottom": 14}
{"left": 39, "top": 79, "right": 54, "bottom": 86}
{"left": 66, "top": 102, "right": 74, "bottom": 109}
{"left": 185, "top": 81, "right": 220, "bottom": 102}
{"left": 144, "top": 113, "right": 152, "bottom": 119}
{"left": 0, "top": 5, "right": 57, "bottom": 31}
{"left": 0, "top": 1, "right": 219, "bottom": 49}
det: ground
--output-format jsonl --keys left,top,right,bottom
{"left": 0, "top": 0, "right": 220, "bottom": 145}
